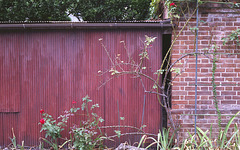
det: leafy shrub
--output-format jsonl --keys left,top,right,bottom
{"left": 69, "top": 0, "right": 151, "bottom": 21}
{"left": 39, "top": 96, "right": 104, "bottom": 149}
{"left": 70, "top": 96, "right": 105, "bottom": 149}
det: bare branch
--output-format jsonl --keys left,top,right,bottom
{"left": 144, "top": 90, "right": 167, "bottom": 98}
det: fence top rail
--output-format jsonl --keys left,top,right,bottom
{"left": 0, "top": 20, "right": 173, "bottom": 30}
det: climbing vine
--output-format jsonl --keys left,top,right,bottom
{"left": 211, "top": 44, "right": 222, "bottom": 143}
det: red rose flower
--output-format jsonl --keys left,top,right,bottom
{"left": 40, "top": 109, "right": 44, "bottom": 114}
{"left": 72, "top": 100, "right": 76, "bottom": 104}
{"left": 40, "top": 119, "right": 45, "bottom": 124}
{"left": 170, "top": 2, "right": 176, "bottom": 7}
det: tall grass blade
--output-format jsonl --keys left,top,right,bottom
{"left": 40, "top": 137, "right": 58, "bottom": 150}
{"left": 225, "top": 130, "right": 239, "bottom": 149}
{"left": 220, "top": 111, "right": 240, "bottom": 148}
{"left": 145, "top": 137, "right": 159, "bottom": 149}
{"left": 167, "top": 128, "right": 175, "bottom": 148}
{"left": 187, "top": 130, "right": 197, "bottom": 146}
{"left": 197, "top": 127, "right": 213, "bottom": 148}
{"left": 137, "top": 135, "right": 147, "bottom": 148}
{"left": 234, "top": 124, "right": 240, "bottom": 149}
{"left": 59, "top": 139, "right": 71, "bottom": 149}
{"left": 157, "top": 131, "right": 161, "bottom": 150}
{"left": 209, "top": 124, "right": 212, "bottom": 140}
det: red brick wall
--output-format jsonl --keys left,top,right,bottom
{"left": 171, "top": 3, "right": 240, "bottom": 138}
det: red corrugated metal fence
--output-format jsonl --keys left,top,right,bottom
{"left": 0, "top": 25, "right": 163, "bottom": 147}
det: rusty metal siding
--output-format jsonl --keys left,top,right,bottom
{"left": 0, "top": 27, "right": 162, "bottom": 147}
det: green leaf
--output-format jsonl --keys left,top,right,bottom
{"left": 82, "top": 95, "right": 91, "bottom": 102}
{"left": 190, "top": 27, "right": 199, "bottom": 31}
{"left": 91, "top": 104, "right": 99, "bottom": 110}
{"left": 114, "top": 130, "right": 121, "bottom": 138}
{"left": 145, "top": 35, "right": 157, "bottom": 46}
{"left": 153, "top": 84, "right": 157, "bottom": 89}
{"left": 99, "top": 117, "right": 104, "bottom": 122}
{"left": 81, "top": 103, "right": 86, "bottom": 110}
{"left": 91, "top": 113, "right": 98, "bottom": 117}
{"left": 154, "top": 69, "right": 164, "bottom": 75}
{"left": 200, "top": 20, "right": 206, "bottom": 23}
{"left": 171, "top": 68, "right": 181, "bottom": 74}
{"left": 109, "top": 68, "right": 120, "bottom": 75}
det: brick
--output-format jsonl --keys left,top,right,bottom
{"left": 199, "top": 27, "right": 210, "bottom": 31}
{"left": 189, "top": 64, "right": 212, "bottom": 68}
{"left": 184, "top": 41, "right": 195, "bottom": 45}
{"left": 185, "top": 96, "right": 196, "bottom": 100}
{"left": 172, "top": 95, "right": 180, "bottom": 99}
{"left": 221, "top": 45, "right": 237, "bottom": 50}
{"left": 213, "top": 18, "right": 221, "bottom": 21}
{"left": 207, "top": 120, "right": 216, "bottom": 123}
{"left": 198, "top": 100, "right": 212, "bottom": 104}
{"left": 225, "top": 68, "right": 234, "bottom": 72}
{"left": 234, "top": 22, "right": 240, "bottom": 26}
{"left": 177, "top": 36, "right": 188, "bottom": 40}
{"left": 226, "top": 22, "right": 233, "bottom": 26}
{"left": 200, "top": 105, "right": 208, "bottom": 109}
{"left": 222, "top": 18, "right": 237, "bottom": 21}
{"left": 172, "top": 105, "right": 179, "bottom": 109}
{"left": 235, "top": 68, "right": 240, "bottom": 72}
{"left": 221, "top": 100, "right": 236, "bottom": 105}
{"left": 200, "top": 78, "right": 209, "bottom": 81}
{"left": 172, "top": 100, "right": 188, "bottom": 104}
{"left": 216, "top": 87, "right": 224, "bottom": 90}
{"left": 201, "top": 59, "right": 209, "bottom": 63}
{"left": 199, "top": 31, "right": 209, "bottom": 36}
{"left": 172, "top": 91, "right": 188, "bottom": 95}
{"left": 201, "top": 68, "right": 209, "bottom": 72}
{"left": 200, "top": 87, "right": 209, "bottom": 91}
{"left": 215, "top": 78, "right": 224, "bottom": 81}
{"left": 225, "top": 60, "right": 233, "bottom": 63}
{"left": 225, "top": 78, "right": 233, "bottom": 82}
{"left": 200, "top": 40, "right": 209, "bottom": 45}
{"left": 184, "top": 31, "right": 194, "bottom": 35}
{"left": 233, "top": 87, "right": 240, "bottom": 91}
{"left": 215, "top": 22, "right": 226, "bottom": 26}
{"left": 224, "top": 96, "right": 232, "bottom": 99}
{"left": 198, "top": 36, "right": 211, "bottom": 40}
{"left": 222, "top": 73, "right": 237, "bottom": 77}
{"left": 172, "top": 87, "right": 180, "bottom": 90}
{"left": 185, "top": 87, "right": 196, "bottom": 91}
{"left": 197, "top": 91, "right": 212, "bottom": 95}
{"left": 185, "top": 78, "right": 195, "bottom": 81}
{"left": 220, "top": 27, "right": 237, "bottom": 31}
{"left": 221, "top": 91, "right": 236, "bottom": 96}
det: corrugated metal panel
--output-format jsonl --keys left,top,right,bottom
{"left": 0, "top": 32, "right": 20, "bottom": 112}
{"left": 0, "top": 28, "right": 162, "bottom": 147}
